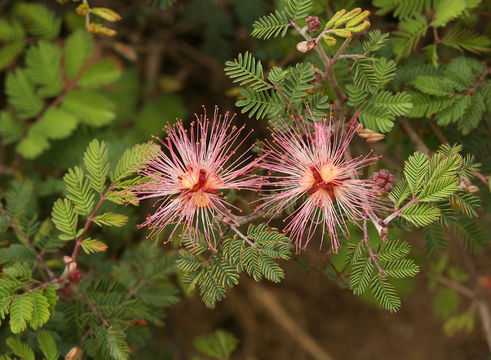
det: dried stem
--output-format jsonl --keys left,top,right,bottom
{"left": 229, "top": 224, "right": 257, "bottom": 248}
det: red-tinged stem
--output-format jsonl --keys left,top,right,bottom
{"left": 363, "top": 220, "right": 385, "bottom": 277}
{"left": 71, "top": 185, "right": 114, "bottom": 260}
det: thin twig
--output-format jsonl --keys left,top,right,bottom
{"left": 362, "top": 220, "right": 385, "bottom": 276}
{"left": 382, "top": 197, "right": 419, "bottom": 226}
{"left": 229, "top": 224, "right": 257, "bottom": 248}
{"left": 236, "top": 209, "right": 266, "bottom": 226}
{"left": 436, "top": 275, "right": 474, "bottom": 298}
{"left": 331, "top": 38, "right": 351, "bottom": 64}
{"left": 400, "top": 118, "right": 430, "bottom": 154}
{"left": 73, "top": 285, "right": 109, "bottom": 326}
{"left": 248, "top": 282, "right": 336, "bottom": 360}
{"left": 71, "top": 185, "right": 114, "bottom": 260}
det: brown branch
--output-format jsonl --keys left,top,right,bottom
{"left": 436, "top": 275, "right": 474, "bottom": 298}
{"left": 400, "top": 118, "right": 430, "bottom": 154}
{"left": 382, "top": 196, "right": 419, "bottom": 226}
{"left": 248, "top": 282, "right": 336, "bottom": 360}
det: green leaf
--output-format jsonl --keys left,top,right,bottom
{"left": 3, "top": 263, "right": 32, "bottom": 278}
{"left": 30, "top": 107, "right": 78, "bottom": 140}
{"left": 5, "top": 338, "right": 35, "bottom": 360}
{"left": 6, "top": 180, "right": 33, "bottom": 221}
{"left": 61, "top": 90, "right": 115, "bottom": 126}
{"left": 431, "top": 0, "right": 466, "bottom": 27}
{"left": 111, "top": 142, "right": 160, "bottom": 181}
{"left": 449, "top": 191, "right": 480, "bottom": 218}
{"left": 378, "top": 239, "right": 411, "bottom": 262}
{"left": 458, "top": 93, "right": 485, "bottom": 135}
{"left": 443, "top": 312, "right": 474, "bottom": 336}
{"left": 16, "top": 132, "right": 50, "bottom": 159}
{"left": 411, "top": 76, "right": 455, "bottom": 96}
{"left": 442, "top": 25, "right": 491, "bottom": 54}
{"left": 383, "top": 259, "right": 419, "bottom": 278}
{"left": 370, "top": 91, "right": 412, "bottom": 116}
{"left": 453, "top": 217, "right": 487, "bottom": 254}
{"left": 78, "top": 59, "right": 122, "bottom": 88}
{"left": 404, "top": 152, "right": 429, "bottom": 195}
{"left": 251, "top": 9, "right": 291, "bottom": 39}
{"left": 0, "top": 245, "right": 35, "bottom": 264}
{"left": 358, "top": 102, "right": 395, "bottom": 133}
{"left": 63, "top": 166, "right": 95, "bottom": 216}
{"left": 435, "top": 95, "right": 471, "bottom": 126}
{"left": 93, "top": 212, "right": 128, "bottom": 227}
{"left": 388, "top": 179, "right": 411, "bottom": 207}
{"left": 51, "top": 198, "right": 78, "bottom": 240}
{"left": 37, "top": 330, "right": 59, "bottom": 360}
{"left": 0, "top": 19, "right": 25, "bottom": 41}
{"left": 392, "top": 13, "right": 428, "bottom": 61}
{"left": 424, "top": 224, "right": 448, "bottom": 257}
{"left": 194, "top": 330, "right": 238, "bottom": 359}
{"left": 419, "top": 176, "right": 459, "bottom": 202}
{"left": 25, "top": 41, "right": 63, "bottom": 97}
{"left": 14, "top": 2, "right": 61, "bottom": 40}
{"left": 401, "top": 203, "right": 440, "bottom": 227}
{"left": 6, "top": 68, "right": 43, "bottom": 119}
{"left": 83, "top": 139, "right": 109, "bottom": 193}
{"left": 370, "top": 275, "right": 401, "bottom": 313}
{"left": 0, "top": 111, "right": 23, "bottom": 144}
{"left": 286, "top": 0, "right": 312, "bottom": 20}
{"left": 258, "top": 254, "right": 284, "bottom": 282}
{"left": 95, "top": 326, "right": 130, "bottom": 360}
{"left": 235, "top": 87, "right": 282, "bottom": 120}
{"left": 350, "top": 256, "right": 375, "bottom": 295}
{"left": 224, "top": 52, "right": 271, "bottom": 91}
{"left": 10, "top": 294, "right": 34, "bottom": 333}
{"left": 64, "top": 29, "right": 94, "bottom": 78}
{"left": 29, "top": 290, "right": 50, "bottom": 329}
{"left": 81, "top": 238, "right": 108, "bottom": 254}
{"left": 434, "top": 288, "right": 460, "bottom": 319}
{"left": 0, "top": 40, "right": 25, "bottom": 71}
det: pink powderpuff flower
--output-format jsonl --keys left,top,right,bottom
{"left": 130, "top": 107, "right": 263, "bottom": 250}
{"left": 259, "top": 110, "right": 389, "bottom": 253}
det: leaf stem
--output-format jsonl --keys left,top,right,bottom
{"left": 382, "top": 196, "right": 419, "bottom": 226}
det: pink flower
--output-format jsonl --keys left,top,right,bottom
{"left": 260, "top": 110, "right": 388, "bottom": 253}
{"left": 131, "top": 107, "right": 262, "bottom": 250}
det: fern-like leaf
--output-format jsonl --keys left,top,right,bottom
{"left": 84, "top": 139, "right": 110, "bottom": 193}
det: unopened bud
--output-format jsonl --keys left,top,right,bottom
{"left": 296, "top": 40, "right": 315, "bottom": 53}
{"left": 65, "top": 346, "right": 83, "bottom": 360}
{"left": 76, "top": 3, "right": 89, "bottom": 15}
{"left": 357, "top": 128, "right": 385, "bottom": 143}
{"left": 333, "top": 29, "right": 352, "bottom": 38}
{"left": 346, "top": 10, "right": 370, "bottom": 27}
{"left": 347, "top": 20, "right": 371, "bottom": 33}
{"left": 88, "top": 23, "right": 117, "bottom": 37}
{"left": 334, "top": 7, "right": 362, "bottom": 27}
{"left": 323, "top": 35, "right": 337, "bottom": 46}
{"left": 459, "top": 176, "right": 479, "bottom": 193}
{"left": 92, "top": 7, "right": 122, "bottom": 22}
{"left": 325, "top": 9, "right": 346, "bottom": 29}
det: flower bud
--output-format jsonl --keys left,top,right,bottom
{"left": 296, "top": 40, "right": 315, "bottom": 53}
{"left": 65, "top": 347, "right": 83, "bottom": 360}
{"left": 92, "top": 7, "right": 122, "bottom": 22}
{"left": 333, "top": 29, "right": 352, "bottom": 38}
{"left": 346, "top": 20, "right": 371, "bottom": 33}
{"left": 346, "top": 10, "right": 370, "bottom": 27}
{"left": 334, "top": 7, "right": 362, "bottom": 27}
{"left": 76, "top": 3, "right": 89, "bottom": 15}
{"left": 323, "top": 35, "right": 337, "bottom": 46}
{"left": 325, "top": 9, "right": 346, "bottom": 29}
{"left": 357, "top": 128, "right": 385, "bottom": 143}
{"left": 88, "top": 23, "right": 117, "bottom": 37}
